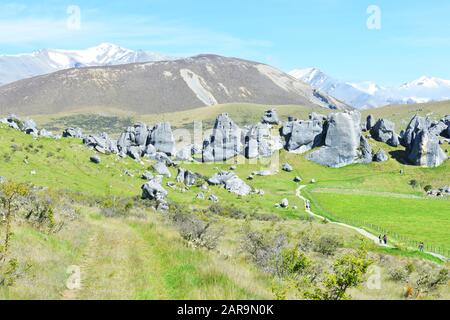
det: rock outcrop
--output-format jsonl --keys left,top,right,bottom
{"left": 401, "top": 115, "right": 433, "bottom": 147}
{"left": 153, "top": 161, "right": 171, "bottom": 177}
{"left": 307, "top": 111, "right": 372, "bottom": 168}
{"left": 150, "top": 123, "right": 176, "bottom": 156}
{"left": 141, "top": 176, "right": 168, "bottom": 201}
{"left": 244, "top": 123, "right": 273, "bottom": 158}
{"left": 262, "top": 109, "right": 280, "bottom": 125}
{"left": 370, "top": 119, "right": 399, "bottom": 147}
{"left": 176, "top": 168, "right": 197, "bottom": 186}
{"left": 208, "top": 171, "right": 251, "bottom": 196}
{"left": 63, "top": 127, "right": 83, "bottom": 138}
{"left": 203, "top": 114, "right": 241, "bottom": 162}
{"left": 373, "top": 149, "right": 389, "bottom": 162}
{"left": 280, "top": 117, "right": 324, "bottom": 153}
{"left": 366, "top": 115, "right": 375, "bottom": 131}
{"left": 406, "top": 129, "right": 447, "bottom": 167}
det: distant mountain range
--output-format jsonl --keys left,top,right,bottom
{"left": 289, "top": 68, "right": 450, "bottom": 109}
{"left": 0, "top": 54, "right": 347, "bottom": 115}
{"left": 0, "top": 43, "right": 174, "bottom": 86}
{"left": 1, "top": 43, "right": 449, "bottom": 111}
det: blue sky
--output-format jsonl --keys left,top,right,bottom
{"left": 1, "top": 0, "right": 450, "bottom": 86}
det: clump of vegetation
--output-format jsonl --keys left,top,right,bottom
{"left": 302, "top": 249, "right": 373, "bottom": 300}
{"left": 314, "top": 235, "right": 343, "bottom": 256}
{"left": 0, "top": 182, "right": 30, "bottom": 289}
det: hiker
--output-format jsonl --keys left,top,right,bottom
{"left": 419, "top": 242, "right": 425, "bottom": 252}
{"left": 378, "top": 235, "right": 383, "bottom": 244}
{"left": 383, "top": 235, "right": 388, "bottom": 245}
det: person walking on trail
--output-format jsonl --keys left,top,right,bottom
{"left": 419, "top": 242, "right": 425, "bottom": 252}
{"left": 378, "top": 235, "right": 383, "bottom": 244}
{"left": 383, "top": 235, "right": 388, "bottom": 245}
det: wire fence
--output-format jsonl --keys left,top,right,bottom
{"left": 303, "top": 189, "right": 450, "bottom": 260}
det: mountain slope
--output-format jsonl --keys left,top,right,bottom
{"left": 0, "top": 55, "right": 347, "bottom": 115}
{"left": 289, "top": 68, "right": 450, "bottom": 109}
{"left": 0, "top": 43, "right": 172, "bottom": 86}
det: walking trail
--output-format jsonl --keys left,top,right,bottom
{"left": 296, "top": 186, "right": 448, "bottom": 262}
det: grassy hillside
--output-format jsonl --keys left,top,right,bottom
{"left": 362, "top": 100, "right": 450, "bottom": 128}
{"left": 1, "top": 102, "right": 449, "bottom": 300}
{"left": 29, "top": 103, "right": 331, "bottom": 135}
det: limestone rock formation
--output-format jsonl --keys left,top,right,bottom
{"left": 141, "top": 176, "right": 168, "bottom": 201}
{"left": 262, "top": 109, "right": 280, "bottom": 125}
{"left": 370, "top": 119, "right": 399, "bottom": 147}
{"left": 406, "top": 129, "right": 447, "bottom": 167}
{"left": 153, "top": 161, "right": 171, "bottom": 177}
{"left": 373, "top": 149, "right": 389, "bottom": 162}
{"left": 203, "top": 114, "right": 241, "bottom": 162}
{"left": 208, "top": 171, "right": 251, "bottom": 196}
{"left": 401, "top": 115, "right": 433, "bottom": 147}
{"left": 244, "top": 123, "right": 273, "bottom": 159}
{"left": 366, "top": 115, "right": 375, "bottom": 131}
{"left": 176, "top": 168, "right": 197, "bottom": 186}
{"left": 307, "top": 111, "right": 372, "bottom": 168}
{"left": 281, "top": 118, "right": 323, "bottom": 153}
{"left": 63, "top": 127, "right": 83, "bottom": 138}
{"left": 150, "top": 122, "right": 176, "bottom": 156}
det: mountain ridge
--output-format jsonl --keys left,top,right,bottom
{"left": 0, "top": 54, "right": 348, "bottom": 115}
{"left": 289, "top": 68, "right": 450, "bottom": 109}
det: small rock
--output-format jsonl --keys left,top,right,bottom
{"left": 90, "top": 156, "right": 101, "bottom": 164}
{"left": 208, "top": 194, "right": 219, "bottom": 203}
{"left": 294, "top": 176, "right": 302, "bottom": 183}
{"left": 142, "top": 171, "right": 154, "bottom": 180}
{"left": 282, "top": 163, "right": 293, "bottom": 172}
{"left": 280, "top": 198, "right": 289, "bottom": 208}
{"left": 196, "top": 192, "right": 205, "bottom": 200}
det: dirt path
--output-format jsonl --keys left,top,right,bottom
{"left": 60, "top": 217, "right": 168, "bottom": 300}
{"left": 296, "top": 186, "right": 448, "bottom": 262}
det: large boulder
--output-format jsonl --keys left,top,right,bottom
{"left": 262, "top": 109, "right": 280, "bottom": 125}
{"left": 366, "top": 115, "right": 375, "bottom": 131}
{"left": 406, "top": 129, "right": 447, "bottom": 167}
{"left": 150, "top": 122, "right": 176, "bottom": 156}
{"left": 244, "top": 123, "right": 273, "bottom": 159}
{"left": 203, "top": 114, "right": 242, "bottom": 162}
{"left": 370, "top": 119, "right": 399, "bottom": 147}
{"left": 152, "top": 161, "right": 171, "bottom": 177}
{"left": 401, "top": 115, "right": 433, "bottom": 147}
{"left": 307, "top": 111, "right": 372, "bottom": 168}
{"left": 208, "top": 171, "right": 251, "bottom": 196}
{"left": 22, "top": 119, "right": 38, "bottom": 136}
{"left": 176, "top": 168, "right": 197, "bottom": 186}
{"left": 373, "top": 149, "right": 389, "bottom": 162}
{"left": 281, "top": 118, "right": 323, "bottom": 153}
{"left": 141, "top": 176, "right": 168, "bottom": 201}
{"left": 63, "top": 127, "right": 83, "bottom": 138}
{"left": 84, "top": 133, "right": 119, "bottom": 154}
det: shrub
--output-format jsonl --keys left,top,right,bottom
{"left": 240, "top": 227, "right": 288, "bottom": 275}
{"left": 409, "top": 180, "right": 419, "bottom": 188}
{"left": 414, "top": 267, "right": 449, "bottom": 296}
{"left": 303, "top": 249, "right": 373, "bottom": 300}
{"left": 314, "top": 235, "right": 343, "bottom": 256}
{"left": 171, "top": 213, "right": 222, "bottom": 250}
{"left": 280, "top": 247, "right": 311, "bottom": 277}
{"left": 388, "top": 266, "right": 409, "bottom": 283}
{"left": 424, "top": 185, "right": 433, "bottom": 192}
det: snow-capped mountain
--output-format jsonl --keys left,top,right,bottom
{"left": 0, "top": 43, "right": 174, "bottom": 86}
{"left": 289, "top": 68, "right": 450, "bottom": 109}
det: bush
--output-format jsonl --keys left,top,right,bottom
{"left": 424, "top": 185, "right": 433, "bottom": 192}
{"left": 171, "top": 213, "right": 223, "bottom": 250}
{"left": 414, "top": 266, "right": 449, "bottom": 296}
{"left": 388, "top": 266, "right": 409, "bottom": 283}
{"left": 409, "top": 180, "right": 419, "bottom": 188}
{"left": 303, "top": 249, "right": 373, "bottom": 300}
{"left": 240, "top": 228, "right": 287, "bottom": 275}
{"left": 314, "top": 235, "right": 343, "bottom": 256}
